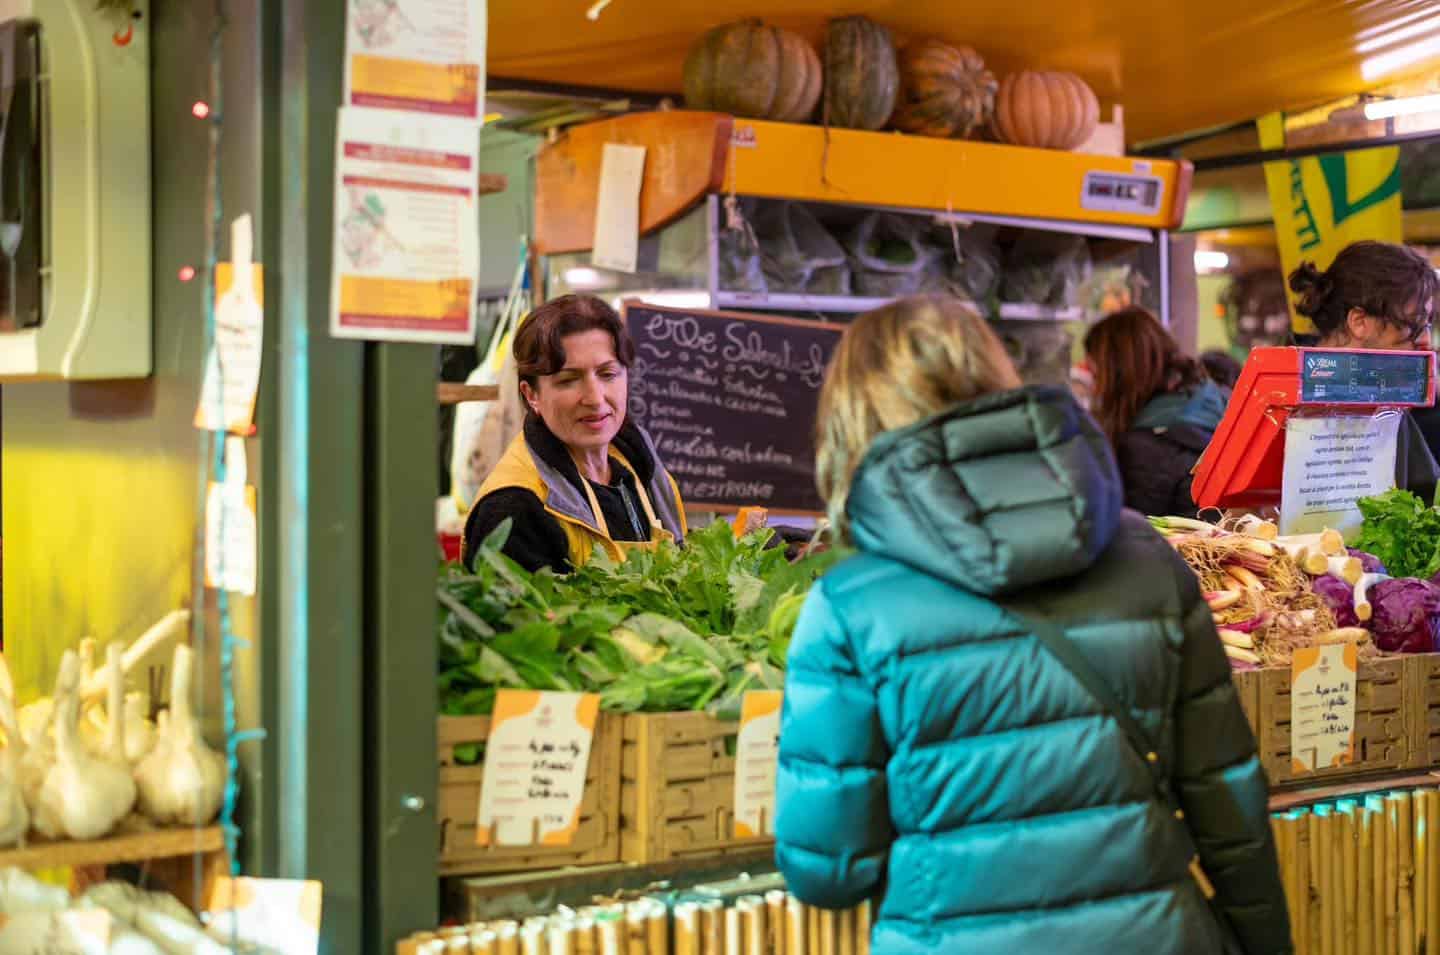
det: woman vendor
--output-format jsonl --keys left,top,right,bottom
{"left": 1289, "top": 240, "right": 1440, "bottom": 501}
{"left": 462, "top": 295, "right": 688, "bottom": 573}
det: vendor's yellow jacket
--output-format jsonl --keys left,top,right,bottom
{"left": 462, "top": 416, "right": 687, "bottom": 571}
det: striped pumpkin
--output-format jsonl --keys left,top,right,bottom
{"left": 991, "top": 70, "right": 1100, "bottom": 150}
{"left": 822, "top": 16, "right": 899, "bottom": 131}
{"left": 891, "top": 39, "right": 996, "bottom": 139}
{"left": 682, "top": 20, "right": 822, "bottom": 123}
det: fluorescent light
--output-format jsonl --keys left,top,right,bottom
{"left": 1364, "top": 93, "right": 1440, "bottom": 120}
{"left": 1363, "top": 34, "right": 1440, "bottom": 81}
{"left": 563, "top": 267, "right": 604, "bottom": 288}
{"left": 627, "top": 291, "right": 713, "bottom": 309}
{"left": 1357, "top": 12, "right": 1440, "bottom": 54}
{"left": 1194, "top": 250, "right": 1230, "bottom": 273}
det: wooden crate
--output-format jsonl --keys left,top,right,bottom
{"left": 1231, "top": 668, "right": 1261, "bottom": 741}
{"left": 621, "top": 711, "right": 776, "bottom": 864}
{"left": 1257, "top": 657, "right": 1414, "bottom": 789}
{"left": 437, "top": 713, "right": 622, "bottom": 876}
{"left": 1415, "top": 653, "right": 1440, "bottom": 767}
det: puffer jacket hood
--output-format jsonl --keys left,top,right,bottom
{"left": 845, "top": 386, "right": 1123, "bottom": 596}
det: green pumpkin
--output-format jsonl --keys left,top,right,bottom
{"left": 683, "top": 20, "right": 822, "bottom": 122}
{"left": 823, "top": 16, "right": 899, "bottom": 131}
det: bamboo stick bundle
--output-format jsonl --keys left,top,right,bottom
{"left": 700, "top": 900, "right": 724, "bottom": 955}
{"left": 1368, "top": 796, "right": 1389, "bottom": 955}
{"left": 1274, "top": 814, "right": 1295, "bottom": 948}
{"left": 724, "top": 907, "right": 741, "bottom": 955}
{"left": 1427, "top": 792, "right": 1440, "bottom": 955}
{"left": 855, "top": 901, "right": 871, "bottom": 955}
{"left": 1340, "top": 802, "right": 1359, "bottom": 955}
{"left": 1315, "top": 806, "right": 1333, "bottom": 955}
{"left": 818, "top": 910, "right": 837, "bottom": 955}
{"left": 807, "top": 905, "right": 819, "bottom": 955}
{"left": 1393, "top": 793, "right": 1416, "bottom": 955}
{"left": 837, "top": 908, "right": 855, "bottom": 955}
{"left": 766, "top": 892, "right": 786, "bottom": 955}
{"left": 1297, "top": 809, "right": 1314, "bottom": 955}
{"left": 1361, "top": 804, "right": 1376, "bottom": 955}
{"left": 1414, "top": 793, "right": 1428, "bottom": 955}
{"left": 786, "top": 897, "right": 807, "bottom": 955}
{"left": 1387, "top": 795, "right": 1401, "bottom": 955}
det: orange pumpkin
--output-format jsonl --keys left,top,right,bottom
{"left": 683, "top": 20, "right": 823, "bottom": 123}
{"left": 891, "top": 39, "right": 996, "bottom": 139}
{"left": 991, "top": 71, "right": 1100, "bottom": 150}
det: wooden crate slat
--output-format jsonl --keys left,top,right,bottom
{"left": 0, "top": 825, "right": 225, "bottom": 870}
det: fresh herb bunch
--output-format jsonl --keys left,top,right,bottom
{"left": 437, "top": 519, "right": 843, "bottom": 727}
{"left": 1355, "top": 488, "right": 1440, "bottom": 580}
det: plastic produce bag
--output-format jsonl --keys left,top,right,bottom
{"left": 718, "top": 224, "right": 767, "bottom": 294}
{"left": 994, "top": 320, "right": 1074, "bottom": 388}
{"left": 847, "top": 212, "right": 943, "bottom": 298}
{"left": 941, "top": 222, "right": 1001, "bottom": 303}
{"left": 752, "top": 201, "right": 851, "bottom": 295}
{"left": 1001, "top": 232, "right": 1093, "bottom": 307}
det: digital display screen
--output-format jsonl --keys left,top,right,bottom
{"left": 1299, "top": 350, "right": 1432, "bottom": 405}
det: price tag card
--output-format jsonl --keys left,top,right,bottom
{"left": 734, "top": 690, "right": 782, "bottom": 838}
{"left": 476, "top": 690, "right": 599, "bottom": 847}
{"left": 205, "top": 876, "right": 323, "bottom": 955}
{"left": 204, "top": 436, "right": 258, "bottom": 596}
{"left": 1290, "top": 641, "right": 1358, "bottom": 773}
{"left": 195, "top": 214, "right": 264, "bottom": 435}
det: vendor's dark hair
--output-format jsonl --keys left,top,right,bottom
{"left": 1084, "top": 307, "right": 1204, "bottom": 441}
{"left": 1289, "top": 241, "right": 1438, "bottom": 341}
{"left": 513, "top": 294, "right": 635, "bottom": 393}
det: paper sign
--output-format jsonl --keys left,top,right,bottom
{"left": 205, "top": 436, "right": 258, "bottom": 596}
{"left": 344, "top": 0, "right": 485, "bottom": 118}
{"left": 591, "top": 143, "right": 646, "bottom": 274}
{"left": 734, "top": 690, "right": 782, "bottom": 838}
{"left": 476, "top": 690, "right": 599, "bottom": 846}
{"left": 196, "top": 215, "right": 265, "bottom": 435}
{"left": 1280, "top": 413, "right": 1400, "bottom": 537}
{"left": 1290, "top": 641, "right": 1358, "bottom": 773}
{"left": 330, "top": 107, "right": 480, "bottom": 344}
{"left": 205, "top": 876, "right": 323, "bottom": 955}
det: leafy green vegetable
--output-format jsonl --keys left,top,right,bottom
{"left": 1356, "top": 488, "right": 1440, "bottom": 580}
{"left": 436, "top": 519, "right": 846, "bottom": 717}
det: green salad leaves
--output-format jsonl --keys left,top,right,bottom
{"left": 437, "top": 519, "right": 843, "bottom": 728}
{"left": 1355, "top": 487, "right": 1440, "bottom": 580}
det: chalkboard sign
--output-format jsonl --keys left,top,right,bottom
{"left": 622, "top": 302, "right": 845, "bottom": 513}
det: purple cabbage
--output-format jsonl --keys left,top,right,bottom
{"left": 1311, "top": 573, "right": 1361, "bottom": 629}
{"left": 1349, "top": 548, "right": 1388, "bottom": 576}
{"left": 1369, "top": 577, "right": 1440, "bottom": 654}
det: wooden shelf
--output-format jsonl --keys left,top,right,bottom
{"left": 0, "top": 825, "right": 225, "bottom": 870}
{"left": 438, "top": 383, "right": 500, "bottom": 405}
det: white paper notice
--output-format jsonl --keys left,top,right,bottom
{"left": 205, "top": 436, "right": 258, "bottom": 597}
{"left": 330, "top": 107, "right": 480, "bottom": 344}
{"left": 476, "top": 690, "right": 599, "bottom": 847}
{"left": 734, "top": 690, "right": 782, "bottom": 838}
{"left": 1279, "top": 413, "right": 1400, "bottom": 537}
{"left": 206, "top": 877, "right": 323, "bottom": 955}
{"left": 1290, "top": 641, "right": 1358, "bottom": 774}
{"left": 196, "top": 214, "right": 264, "bottom": 435}
{"left": 591, "top": 143, "right": 646, "bottom": 274}
{"left": 344, "top": 0, "right": 486, "bottom": 118}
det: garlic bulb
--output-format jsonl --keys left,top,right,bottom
{"left": 0, "top": 653, "right": 28, "bottom": 847}
{"left": 79, "top": 646, "right": 155, "bottom": 767}
{"left": 80, "top": 881, "right": 200, "bottom": 932}
{"left": 0, "top": 866, "right": 70, "bottom": 912}
{"left": 32, "top": 650, "right": 137, "bottom": 840}
{"left": 135, "top": 644, "right": 224, "bottom": 826}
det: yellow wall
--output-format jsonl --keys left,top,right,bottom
{"left": 1196, "top": 274, "right": 1233, "bottom": 355}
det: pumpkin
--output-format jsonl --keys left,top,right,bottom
{"left": 823, "top": 16, "right": 899, "bottom": 131}
{"left": 683, "top": 20, "right": 822, "bottom": 123}
{"left": 891, "top": 39, "right": 996, "bottom": 139}
{"left": 991, "top": 70, "right": 1100, "bottom": 150}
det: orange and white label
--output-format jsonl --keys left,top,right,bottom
{"left": 195, "top": 215, "right": 264, "bottom": 436}
{"left": 1290, "top": 641, "right": 1358, "bottom": 774}
{"left": 475, "top": 690, "right": 599, "bottom": 847}
{"left": 330, "top": 107, "right": 479, "bottom": 345}
{"left": 343, "top": 0, "right": 485, "bottom": 117}
{"left": 734, "top": 690, "right": 783, "bottom": 838}
{"left": 206, "top": 876, "right": 323, "bottom": 954}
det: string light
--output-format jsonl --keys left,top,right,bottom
{"left": 178, "top": 265, "right": 196, "bottom": 282}
{"left": 192, "top": 101, "right": 212, "bottom": 119}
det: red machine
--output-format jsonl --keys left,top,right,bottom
{"left": 1191, "top": 347, "right": 1436, "bottom": 510}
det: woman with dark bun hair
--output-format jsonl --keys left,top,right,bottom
{"left": 1288, "top": 241, "right": 1440, "bottom": 501}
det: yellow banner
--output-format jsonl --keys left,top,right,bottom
{"left": 1258, "top": 112, "right": 1404, "bottom": 334}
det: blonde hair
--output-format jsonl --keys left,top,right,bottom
{"left": 815, "top": 296, "right": 1023, "bottom": 540}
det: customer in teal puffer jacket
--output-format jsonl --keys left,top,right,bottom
{"left": 775, "top": 297, "right": 1291, "bottom": 954}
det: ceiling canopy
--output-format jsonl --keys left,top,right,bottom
{"left": 488, "top": 0, "right": 1440, "bottom": 144}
